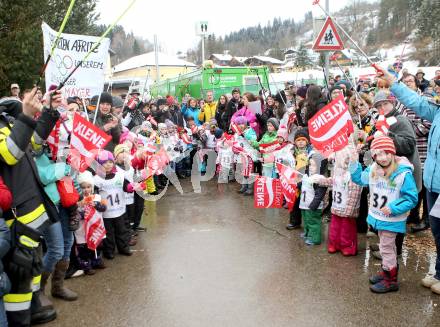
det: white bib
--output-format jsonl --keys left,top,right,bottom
{"left": 94, "top": 172, "right": 126, "bottom": 218}
{"left": 117, "top": 166, "right": 134, "bottom": 205}
{"left": 299, "top": 175, "right": 323, "bottom": 210}
{"left": 368, "top": 168, "right": 409, "bottom": 222}
{"left": 332, "top": 172, "right": 350, "bottom": 211}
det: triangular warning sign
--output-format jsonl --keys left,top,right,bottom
{"left": 312, "top": 17, "right": 344, "bottom": 51}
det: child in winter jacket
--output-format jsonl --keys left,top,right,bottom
{"left": 94, "top": 150, "right": 134, "bottom": 259}
{"left": 350, "top": 135, "right": 418, "bottom": 293}
{"left": 234, "top": 116, "right": 257, "bottom": 195}
{"left": 299, "top": 151, "right": 328, "bottom": 245}
{"left": 252, "top": 118, "right": 279, "bottom": 178}
{"left": 317, "top": 148, "right": 362, "bottom": 255}
{"left": 75, "top": 171, "right": 107, "bottom": 274}
{"left": 114, "top": 144, "right": 139, "bottom": 246}
{"left": 287, "top": 128, "right": 312, "bottom": 230}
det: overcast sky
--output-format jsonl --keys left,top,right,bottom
{"left": 96, "top": 0, "right": 355, "bottom": 54}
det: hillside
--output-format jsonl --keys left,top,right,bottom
{"left": 186, "top": 0, "right": 439, "bottom": 66}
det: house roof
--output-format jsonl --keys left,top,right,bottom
{"left": 210, "top": 53, "right": 233, "bottom": 61}
{"left": 245, "top": 56, "right": 284, "bottom": 65}
{"left": 113, "top": 52, "right": 196, "bottom": 73}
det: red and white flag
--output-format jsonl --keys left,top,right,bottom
{"left": 46, "top": 120, "right": 60, "bottom": 161}
{"left": 84, "top": 205, "right": 106, "bottom": 251}
{"left": 70, "top": 113, "right": 112, "bottom": 172}
{"left": 230, "top": 122, "right": 242, "bottom": 135}
{"left": 254, "top": 176, "right": 283, "bottom": 209}
{"left": 259, "top": 141, "right": 282, "bottom": 154}
{"left": 144, "top": 147, "right": 170, "bottom": 178}
{"left": 308, "top": 94, "right": 354, "bottom": 157}
{"left": 147, "top": 115, "right": 158, "bottom": 126}
{"left": 375, "top": 109, "right": 390, "bottom": 135}
{"left": 180, "top": 132, "right": 191, "bottom": 144}
{"left": 276, "top": 162, "right": 299, "bottom": 211}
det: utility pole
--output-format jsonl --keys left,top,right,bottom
{"left": 201, "top": 35, "right": 205, "bottom": 64}
{"left": 324, "top": 0, "right": 330, "bottom": 86}
{"left": 154, "top": 34, "right": 160, "bottom": 83}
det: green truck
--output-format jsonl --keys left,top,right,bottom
{"left": 149, "top": 66, "right": 270, "bottom": 100}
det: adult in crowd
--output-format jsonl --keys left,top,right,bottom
{"left": 256, "top": 95, "right": 276, "bottom": 135}
{"left": 199, "top": 90, "right": 217, "bottom": 123}
{"left": 415, "top": 69, "right": 430, "bottom": 93}
{"left": 380, "top": 68, "right": 440, "bottom": 294}
{"left": 92, "top": 92, "right": 121, "bottom": 151}
{"left": 300, "top": 85, "right": 327, "bottom": 126}
{"left": 122, "top": 89, "right": 144, "bottom": 129}
{"left": 0, "top": 88, "right": 61, "bottom": 325}
{"left": 224, "top": 88, "right": 242, "bottom": 130}
{"left": 165, "top": 95, "right": 185, "bottom": 127}
{"left": 9, "top": 83, "right": 20, "bottom": 99}
{"left": 181, "top": 97, "right": 202, "bottom": 126}
{"left": 397, "top": 74, "right": 432, "bottom": 232}
{"left": 215, "top": 94, "right": 228, "bottom": 131}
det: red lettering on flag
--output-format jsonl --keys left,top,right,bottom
{"left": 308, "top": 94, "right": 354, "bottom": 157}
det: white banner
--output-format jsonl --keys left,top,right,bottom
{"left": 42, "top": 22, "right": 110, "bottom": 98}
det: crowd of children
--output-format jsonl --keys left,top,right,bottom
{"left": 0, "top": 66, "right": 439, "bottom": 325}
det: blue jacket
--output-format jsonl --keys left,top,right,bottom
{"left": 34, "top": 153, "right": 71, "bottom": 206}
{"left": 181, "top": 104, "right": 202, "bottom": 126}
{"left": 391, "top": 82, "right": 440, "bottom": 193}
{"left": 350, "top": 161, "right": 418, "bottom": 233}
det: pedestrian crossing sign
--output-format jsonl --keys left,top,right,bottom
{"left": 312, "top": 17, "right": 344, "bottom": 51}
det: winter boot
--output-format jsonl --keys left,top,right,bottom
{"left": 370, "top": 267, "right": 399, "bottom": 293}
{"left": 237, "top": 183, "right": 248, "bottom": 194}
{"left": 51, "top": 260, "right": 78, "bottom": 301}
{"left": 38, "top": 271, "right": 54, "bottom": 310}
{"left": 369, "top": 266, "right": 386, "bottom": 284}
{"left": 31, "top": 291, "right": 57, "bottom": 325}
{"left": 244, "top": 183, "right": 254, "bottom": 196}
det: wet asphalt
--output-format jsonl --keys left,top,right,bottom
{"left": 48, "top": 180, "right": 440, "bottom": 327}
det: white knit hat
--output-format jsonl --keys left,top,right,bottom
{"left": 77, "top": 171, "right": 94, "bottom": 187}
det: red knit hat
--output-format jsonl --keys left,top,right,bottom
{"left": 370, "top": 135, "right": 396, "bottom": 154}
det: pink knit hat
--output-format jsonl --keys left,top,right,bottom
{"left": 277, "top": 124, "right": 288, "bottom": 140}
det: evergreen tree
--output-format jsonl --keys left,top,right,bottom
{"left": 295, "top": 43, "right": 313, "bottom": 70}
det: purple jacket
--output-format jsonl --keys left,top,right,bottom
{"left": 231, "top": 106, "right": 260, "bottom": 137}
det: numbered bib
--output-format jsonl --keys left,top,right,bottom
{"left": 299, "top": 176, "right": 323, "bottom": 210}
{"left": 95, "top": 172, "right": 126, "bottom": 218}
{"left": 332, "top": 173, "right": 350, "bottom": 210}
{"left": 369, "top": 168, "right": 408, "bottom": 222}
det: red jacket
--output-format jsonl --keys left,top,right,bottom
{"left": 0, "top": 176, "right": 12, "bottom": 212}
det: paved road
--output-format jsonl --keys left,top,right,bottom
{"left": 49, "top": 180, "right": 440, "bottom": 327}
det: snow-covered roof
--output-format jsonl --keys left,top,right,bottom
{"left": 246, "top": 56, "right": 284, "bottom": 65}
{"left": 210, "top": 53, "right": 233, "bottom": 61}
{"left": 234, "top": 56, "right": 248, "bottom": 63}
{"left": 113, "top": 52, "right": 196, "bottom": 73}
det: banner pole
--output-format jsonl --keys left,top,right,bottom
{"left": 36, "top": 0, "right": 76, "bottom": 87}
{"left": 57, "top": 0, "right": 137, "bottom": 91}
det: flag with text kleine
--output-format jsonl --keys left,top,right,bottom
{"left": 70, "top": 113, "right": 111, "bottom": 172}
{"left": 84, "top": 205, "right": 106, "bottom": 251}
{"left": 308, "top": 94, "right": 354, "bottom": 157}
{"left": 254, "top": 176, "right": 283, "bottom": 209}
{"left": 276, "top": 162, "right": 299, "bottom": 211}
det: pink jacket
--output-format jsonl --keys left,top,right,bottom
{"left": 231, "top": 106, "right": 260, "bottom": 137}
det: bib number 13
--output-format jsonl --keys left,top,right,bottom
{"left": 372, "top": 193, "right": 388, "bottom": 209}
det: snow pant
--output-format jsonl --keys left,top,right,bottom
{"left": 133, "top": 192, "right": 145, "bottom": 230}
{"left": 302, "top": 209, "right": 322, "bottom": 244}
{"left": 289, "top": 196, "right": 302, "bottom": 227}
{"left": 125, "top": 203, "right": 135, "bottom": 229}
{"left": 357, "top": 187, "right": 369, "bottom": 233}
{"left": 102, "top": 214, "right": 130, "bottom": 256}
{"left": 76, "top": 244, "right": 103, "bottom": 271}
{"left": 328, "top": 214, "right": 357, "bottom": 255}
{"left": 378, "top": 230, "right": 397, "bottom": 270}
{"left": 427, "top": 190, "right": 440, "bottom": 279}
